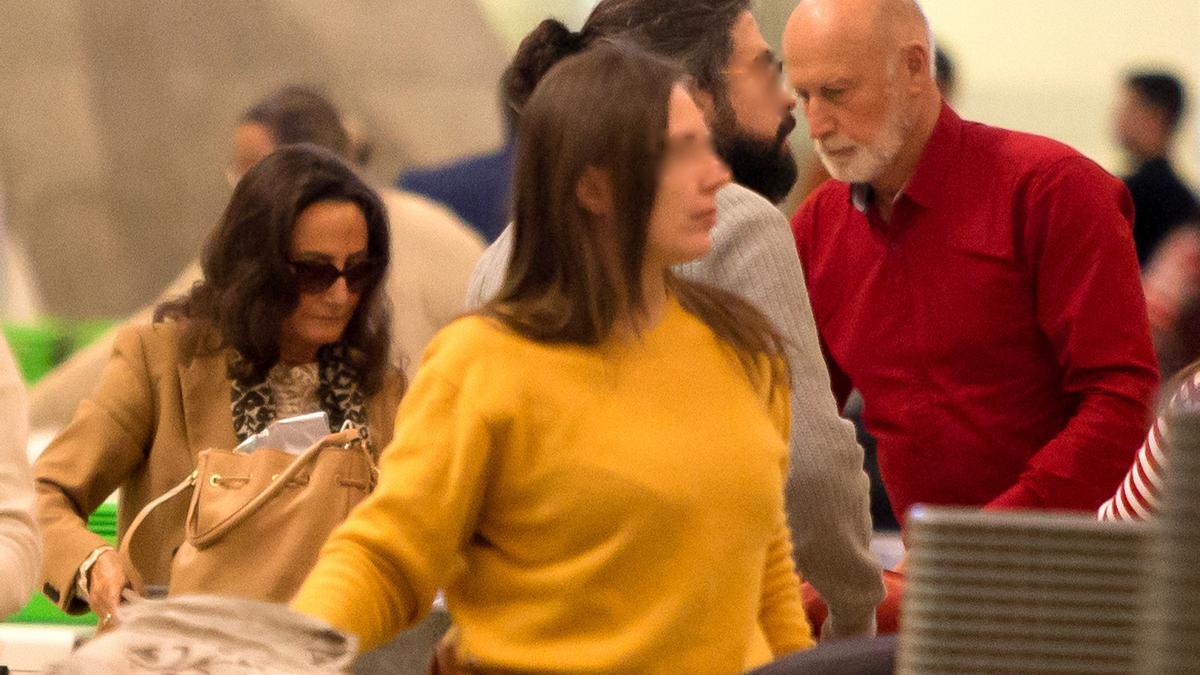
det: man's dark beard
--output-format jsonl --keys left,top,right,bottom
{"left": 714, "top": 119, "right": 799, "bottom": 205}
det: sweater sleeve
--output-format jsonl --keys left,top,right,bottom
{"left": 0, "top": 335, "right": 39, "bottom": 618}
{"left": 756, "top": 365, "right": 815, "bottom": 655}
{"left": 758, "top": 515, "right": 816, "bottom": 656}
{"left": 688, "top": 188, "right": 883, "bottom": 636}
{"left": 291, "top": 353, "right": 496, "bottom": 652}
{"left": 990, "top": 158, "right": 1159, "bottom": 510}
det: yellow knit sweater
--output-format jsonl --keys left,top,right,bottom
{"left": 292, "top": 297, "right": 814, "bottom": 672}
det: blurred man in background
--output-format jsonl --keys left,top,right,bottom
{"left": 1114, "top": 71, "right": 1199, "bottom": 266}
{"left": 394, "top": 86, "right": 516, "bottom": 244}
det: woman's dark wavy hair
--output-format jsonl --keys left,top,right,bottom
{"left": 485, "top": 43, "right": 787, "bottom": 387}
{"left": 156, "top": 143, "right": 391, "bottom": 392}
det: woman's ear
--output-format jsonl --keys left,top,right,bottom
{"left": 576, "top": 166, "right": 614, "bottom": 217}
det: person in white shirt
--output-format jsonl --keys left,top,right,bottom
{"left": 0, "top": 333, "right": 40, "bottom": 618}
{"left": 0, "top": 187, "right": 43, "bottom": 323}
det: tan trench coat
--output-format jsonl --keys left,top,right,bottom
{"left": 33, "top": 321, "right": 404, "bottom": 612}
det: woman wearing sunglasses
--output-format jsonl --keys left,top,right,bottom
{"left": 292, "top": 44, "right": 812, "bottom": 672}
{"left": 33, "top": 144, "right": 405, "bottom": 628}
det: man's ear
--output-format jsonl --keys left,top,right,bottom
{"left": 576, "top": 166, "right": 614, "bottom": 217}
{"left": 901, "top": 42, "right": 932, "bottom": 94}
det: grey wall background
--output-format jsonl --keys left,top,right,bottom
{"left": 0, "top": 1, "right": 507, "bottom": 317}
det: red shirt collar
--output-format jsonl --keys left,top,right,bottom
{"left": 903, "top": 101, "right": 961, "bottom": 208}
{"left": 849, "top": 101, "right": 962, "bottom": 212}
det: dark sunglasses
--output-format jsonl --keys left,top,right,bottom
{"left": 288, "top": 258, "right": 384, "bottom": 294}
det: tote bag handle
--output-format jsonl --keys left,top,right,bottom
{"left": 119, "top": 427, "right": 369, "bottom": 558}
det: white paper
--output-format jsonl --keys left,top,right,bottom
{"left": 233, "top": 411, "right": 330, "bottom": 456}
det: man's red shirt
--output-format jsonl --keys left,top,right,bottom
{"left": 792, "top": 104, "right": 1158, "bottom": 523}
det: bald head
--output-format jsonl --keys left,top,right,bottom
{"left": 784, "top": 0, "right": 933, "bottom": 76}
{"left": 783, "top": 0, "right": 942, "bottom": 191}
{"left": 878, "top": 0, "right": 933, "bottom": 53}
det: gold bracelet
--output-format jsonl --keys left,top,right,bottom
{"left": 76, "top": 545, "right": 116, "bottom": 602}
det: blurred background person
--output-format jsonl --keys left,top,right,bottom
{"left": 0, "top": 332, "right": 39, "bottom": 619}
{"left": 0, "top": 187, "right": 42, "bottom": 323}
{"left": 1114, "top": 70, "right": 1200, "bottom": 267}
{"left": 394, "top": 85, "right": 516, "bottom": 244}
{"left": 294, "top": 43, "right": 814, "bottom": 671}
{"left": 1140, "top": 214, "right": 1200, "bottom": 377}
{"left": 933, "top": 46, "right": 957, "bottom": 104}
{"left": 29, "top": 86, "right": 483, "bottom": 431}
{"left": 1114, "top": 71, "right": 1200, "bottom": 376}
{"left": 33, "top": 145, "right": 405, "bottom": 627}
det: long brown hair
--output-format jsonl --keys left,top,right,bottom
{"left": 156, "top": 144, "right": 392, "bottom": 392}
{"left": 485, "top": 43, "right": 787, "bottom": 385}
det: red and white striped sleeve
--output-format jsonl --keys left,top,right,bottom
{"left": 1099, "top": 370, "right": 1200, "bottom": 521}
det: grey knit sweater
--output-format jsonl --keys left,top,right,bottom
{"left": 465, "top": 183, "right": 884, "bottom": 636}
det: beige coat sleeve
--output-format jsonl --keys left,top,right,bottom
{"left": 33, "top": 326, "right": 156, "bottom": 612}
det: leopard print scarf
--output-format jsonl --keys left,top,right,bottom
{"left": 230, "top": 342, "right": 369, "bottom": 444}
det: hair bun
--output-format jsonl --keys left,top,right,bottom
{"left": 543, "top": 18, "right": 586, "bottom": 52}
{"left": 502, "top": 19, "right": 588, "bottom": 119}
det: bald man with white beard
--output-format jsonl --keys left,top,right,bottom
{"left": 784, "top": 0, "right": 1157, "bottom": 532}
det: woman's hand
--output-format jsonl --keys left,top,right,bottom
{"left": 88, "top": 550, "right": 130, "bottom": 632}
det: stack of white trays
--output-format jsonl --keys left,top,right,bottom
{"left": 1139, "top": 410, "right": 1200, "bottom": 672}
{"left": 898, "top": 506, "right": 1153, "bottom": 674}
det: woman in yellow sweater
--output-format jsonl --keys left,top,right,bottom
{"left": 292, "top": 42, "right": 813, "bottom": 672}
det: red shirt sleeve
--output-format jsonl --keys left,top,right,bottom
{"left": 818, "top": 337, "right": 853, "bottom": 414}
{"left": 988, "top": 157, "right": 1159, "bottom": 510}
{"left": 792, "top": 193, "right": 854, "bottom": 413}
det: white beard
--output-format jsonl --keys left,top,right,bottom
{"left": 815, "top": 90, "right": 912, "bottom": 184}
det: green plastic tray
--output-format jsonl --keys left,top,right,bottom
{"left": 68, "top": 319, "right": 119, "bottom": 353}
{"left": 1, "top": 322, "right": 63, "bottom": 384}
{"left": 2, "top": 318, "right": 121, "bottom": 385}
